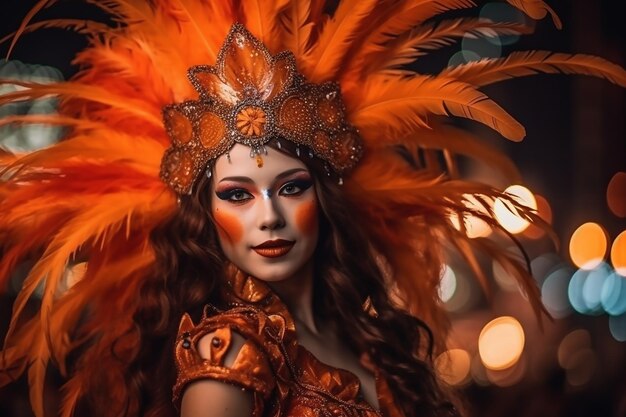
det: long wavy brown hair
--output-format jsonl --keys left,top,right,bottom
{"left": 115, "top": 145, "right": 460, "bottom": 417}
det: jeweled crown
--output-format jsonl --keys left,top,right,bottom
{"left": 160, "top": 24, "right": 363, "bottom": 194}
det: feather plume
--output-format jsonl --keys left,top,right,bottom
{"left": 302, "top": 0, "right": 378, "bottom": 82}
{"left": 507, "top": 0, "right": 562, "bottom": 29}
{"left": 278, "top": 0, "right": 315, "bottom": 57}
{"left": 27, "top": 334, "right": 50, "bottom": 417}
{"left": 148, "top": 0, "right": 220, "bottom": 61}
{"left": 385, "top": 123, "right": 522, "bottom": 181}
{"left": 240, "top": 0, "right": 290, "bottom": 52}
{"left": 0, "top": 80, "right": 162, "bottom": 127}
{"left": 440, "top": 51, "right": 626, "bottom": 88}
{"left": 348, "top": 75, "right": 526, "bottom": 141}
{"left": 343, "top": 0, "right": 476, "bottom": 79}
{"left": 364, "top": 18, "right": 531, "bottom": 75}
{"left": 0, "top": 19, "right": 110, "bottom": 46}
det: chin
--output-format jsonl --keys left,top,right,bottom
{"left": 239, "top": 260, "right": 305, "bottom": 283}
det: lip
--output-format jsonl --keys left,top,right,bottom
{"left": 252, "top": 239, "right": 295, "bottom": 258}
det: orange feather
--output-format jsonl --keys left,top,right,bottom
{"left": 363, "top": 18, "right": 532, "bottom": 75}
{"left": 240, "top": 0, "right": 290, "bottom": 52}
{"left": 440, "top": 50, "right": 626, "bottom": 87}
{"left": 278, "top": 0, "right": 315, "bottom": 56}
{"left": 507, "top": 0, "right": 562, "bottom": 29}
{"left": 348, "top": 75, "right": 526, "bottom": 141}
{"left": 302, "top": 0, "right": 378, "bottom": 82}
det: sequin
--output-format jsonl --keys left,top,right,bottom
{"left": 198, "top": 112, "right": 225, "bottom": 148}
{"left": 279, "top": 97, "right": 313, "bottom": 138}
{"left": 165, "top": 109, "right": 192, "bottom": 144}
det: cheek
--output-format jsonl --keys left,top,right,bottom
{"left": 294, "top": 200, "right": 318, "bottom": 235}
{"left": 213, "top": 208, "right": 243, "bottom": 244}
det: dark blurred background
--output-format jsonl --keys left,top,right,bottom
{"left": 0, "top": 1, "right": 624, "bottom": 416}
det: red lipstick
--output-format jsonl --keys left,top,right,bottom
{"left": 252, "top": 239, "right": 295, "bottom": 258}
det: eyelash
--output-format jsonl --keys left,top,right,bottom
{"left": 279, "top": 179, "right": 312, "bottom": 196}
{"left": 215, "top": 179, "right": 312, "bottom": 203}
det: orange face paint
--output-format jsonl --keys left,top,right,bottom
{"left": 213, "top": 208, "right": 243, "bottom": 244}
{"left": 295, "top": 200, "right": 317, "bottom": 235}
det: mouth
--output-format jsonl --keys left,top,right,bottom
{"left": 252, "top": 239, "right": 295, "bottom": 258}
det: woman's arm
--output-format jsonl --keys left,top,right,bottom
{"left": 180, "top": 330, "right": 254, "bottom": 417}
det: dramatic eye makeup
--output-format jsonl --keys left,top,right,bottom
{"left": 215, "top": 170, "right": 312, "bottom": 202}
{"left": 214, "top": 186, "right": 253, "bottom": 203}
{"left": 278, "top": 178, "right": 313, "bottom": 196}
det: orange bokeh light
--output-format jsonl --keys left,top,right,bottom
{"left": 611, "top": 231, "right": 626, "bottom": 276}
{"left": 607, "top": 172, "right": 626, "bottom": 218}
{"left": 569, "top": 222, "right": 608, "bottom": 270}
{"left": 478, "top": 316, "right": 525, "bottom": 370}
{"left": 435, "top": 349, "right": 471, "bottom": 386}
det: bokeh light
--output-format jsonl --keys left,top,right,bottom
{"left": 485, "top": 356, "right": 526, "bottom": 387}
{"left": 435, "top": 348, "right": 471, "bottom": 386}
{"left": 448, "top": 50, "right": 481, "bottom": 67}
{"left": 439, "top": 264, "right": 457, "bottom": 303}
{"left": 542, "top": 266, "right": 574, "bottom": 318}
{"left": 531, "top": 253, "right": 562, "bottom": 285}
{"left": 600, "top": 271, "right": 626, "bottom": 316}
{"left": 607, "top": 172, "right": 626, "bottom": 218}
{"left": 494, "top": 185, "right": 537, "bottom": 234}
{"left": 442, "top": 268, "right": 475, "bottom": 313}
{"left": 478, "top": 316, "right": 525, "bottom": 370}
{"left": 609, "top": 314, "right": 626, "bottom": 342}
{"left": 461, "top": 34, "right": 502, "bottom": 61}
{"left": 564, "top": 348, "right": 597, "bottom": 386}
{"left": 479, "top": 2, "right": 527, "bottom": 46}
{"left": 568, "top": 222, "right": 608, "bottom": 270}
{"left": 0, "top": 59, "right": 64, "bottom": 151}
{"left": 568, "top": 263, "right": 612, "bottom": 315}
{"left": 449, "top": 195, "right": 492, "bottom": 238}
{"left": 611, "top": 230, "right": 626, "bottom": 276}
{"left": 558, "top": 330, "right": 596, "bottom": 386}
{"left": 557, "top": 329, "right": 591, "bottom": 369}
{"left": 523, "top": 194, "right": 553, "bottom": 240}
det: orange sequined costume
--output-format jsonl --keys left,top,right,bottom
{"left": 173, "top": 272, "right": 405, "bottom": 417}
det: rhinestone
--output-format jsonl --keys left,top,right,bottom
{"left": 211, "top": 337, "right": 222, "bottom": 348}
{"left": 276, "top": 140, "right": 282, "bottom": 149}
{"left": 182, "top": 339, "right": 191, "bottom": 349}
{"left": 308, "top": 150, "right": 314, "bottom": 158}
{"left": 338, "top": 177, "right": 343, "bottom": 185}
{"left": 234, "top": 33, "right": 245, "bottom": 48}
{"left": 206, "top": 169, "right": 212, "bottom": 179}
{"left": 326, "top": 91, "right": 337, "bottom": 100}
{"left": 296, "top": 146, "right": 300, "bottom": 156}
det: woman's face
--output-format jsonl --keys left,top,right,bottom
{"left": 210, "top": 143, "right": 319, "bottom": 282}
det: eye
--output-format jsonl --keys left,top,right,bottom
{"left": 279, "top": 179, "right": 312, "bottom": 196}
{"left": 215, "top": 188, "right": 253, "bottom": 203}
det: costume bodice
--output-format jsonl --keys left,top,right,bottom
{"left": 173, "top": 271, "right": 405, "bottom": 417}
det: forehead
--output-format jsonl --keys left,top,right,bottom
{"left": 213, "top": 143, "right": 308, "bottom": 181}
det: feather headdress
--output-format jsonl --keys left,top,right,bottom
{"left": 1, "top": 1, "right": 625, "bottom": 416}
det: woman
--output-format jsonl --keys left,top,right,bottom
{"left": 1, "top": 1, "right": 624, "bottom": 417}
{"left": 151, "top": 140, "right": 455, "bottom": 417}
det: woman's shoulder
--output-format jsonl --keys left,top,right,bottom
{"left": 172, "top": 305, "right": 290, "bottom": 414}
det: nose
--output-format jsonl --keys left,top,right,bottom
{"left": 258, "top": 196, "right": 285, "bottom": 231}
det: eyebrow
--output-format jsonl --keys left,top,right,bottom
{"left": 218, "top": 168, "right": 308, "bottom": 184}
